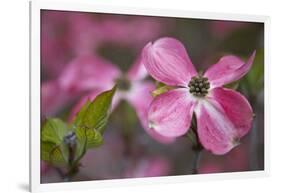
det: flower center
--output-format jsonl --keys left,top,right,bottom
{"left": 116, "top": 76, "right": 131, "bottom": 91}
{"left": 188, "top": 75, "right": 210, "bottom": 97}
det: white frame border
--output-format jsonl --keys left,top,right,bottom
{"left": 30, "top": 0, "right": 270, "bottom": 192}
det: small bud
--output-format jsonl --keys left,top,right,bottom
{"left": 63, "top": 131, "right": 77, "bottom": 147}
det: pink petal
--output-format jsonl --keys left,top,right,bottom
{"left": 126, "top": 81, "right": 175, "bottom": 143}
{"left": 204, "top": 51, "right": 256, "bottom": 88}
{"left": 58, "top": 55, "right": 121, "bottom": 94}
{"left": 142, "top": 37, "right": 197, "bottom": 86}
{"left": 208, "top": 87, "right": 253, "bottom": 137}
{"left": 195, "top": 100, "right": 240, "bottom": 155}
{"left": 148, "top": 88, "right": 196, "bottom": 137}
{"left": 127, "top": 55, "right": 148, "bottom": 81}
{"left": 145, "top": 128, "right": 176, "bottom": 144}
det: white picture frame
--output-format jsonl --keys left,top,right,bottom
{"left": 30, "top": 0, "right": 270, "bottom": 192}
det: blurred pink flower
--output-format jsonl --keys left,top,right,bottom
{"left": 209, "top": 21, "right": 247, "bottom": 38}
{"left": 142, "top": 37, "right": 255, "bottom": 155}
{"left": 67, "top": 55, "right": 174, "bottom": 143}
{"left": 41, "top": 54, "right": 122, "bottom": 117}
{"left": 58, "top": 55, "right": 120, "bottom": 94}
{"left": 63, "top": 12, "right": 169, "bottom": 56}
{"left": 41, "top": 10, "right": 169, "bottom": 79}
{"left": 41, "top": 80, "right": 69, "bottom": 117}
{"left": 67, "top": 13, "right": 103, "bottom": 56}
{"left": 124, "top": 156, "right": 171, "bottom": 178}
{"left": 41, "top": 11, "right": 74, "bottom": 79}
{"left": 99, "top": 18, "right": 168, "bottom": 49}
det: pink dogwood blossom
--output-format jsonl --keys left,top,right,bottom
{"left": 41, "top": 55, "right": 118, "bottom": 117}
{"left": 142, "top": 37, "right": 255, "bottom": 155}
{"left": 67, "top": 55, "right": 174, "bottom": 144}
{"left": 58, "top": 55, "right": 120, "bottom": 94}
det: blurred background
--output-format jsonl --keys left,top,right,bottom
{"left": 40, "top": 10, "right": 264, "bottom": 183}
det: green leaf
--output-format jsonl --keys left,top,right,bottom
{"left": 41, "top": 141, "right": 54, "bottom": 162}
{"left": 72, "top": 100, "right": 91, "bottom": 128}
{"left": 70, "top": 86, "right": 116, "bottom": 162}
{"left": 73, "top": 86, "right": 117, "bottom": 133}
{"left": 41, "top": 87, "right": 116, "bottom": 167}
{"left": 72, "top": 125, "right": 103, "bottom": 163}
{"left": 41, "top": 118, "right": 70, "bottom": 166}
{"left": 41, "top": 118, "right": 68, "bottom": 145}
{"left": 75, "top": 126, "right": 103, "bottom": 149}
{"left": 85, "top": 129, "right": 103, "bottom": 148}
{"left": 41, "top": 141, "right": 68, "bottom": 165}
{"left": 72, "top": 128, "right": 103, "bottom": 163}
{"left": 152, "top": 85, "right": 175, "bottom": 97}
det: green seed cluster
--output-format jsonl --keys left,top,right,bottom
{"left": 188, "top": 75, "right": 210, "bottom": 97}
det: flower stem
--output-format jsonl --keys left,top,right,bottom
{"left": 54, "top": 143, "right": 81, "bottom": 182}
{"left": 64, "top": 164, "right": 80, "bottom": 182}
{"left": 191, "top": 145, "right": 203, "bottom": 174}
{"left": 186, "top": 117, "right": 203, "bottom": 174}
